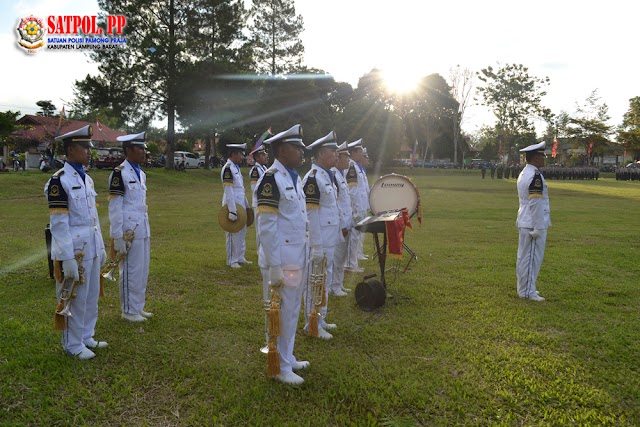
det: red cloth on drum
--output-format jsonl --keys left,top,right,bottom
{"left": 386, "top": 209, "right": 411, "bottom": 258}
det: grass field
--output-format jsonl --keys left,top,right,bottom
{"left": 1, "top": 167, "right": 639, "bottom": 426}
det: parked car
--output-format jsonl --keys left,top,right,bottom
{"left": 198, "top": 155, "right": 206, "bottom": 168}
{"left": 625, "top": 162, "right": 640, "bottom": 168}
{"left": 95, "top": 147, "right": 125, "bottom": 169}
{"left": 174, "top": 151, "right": 200, "bottom": 168}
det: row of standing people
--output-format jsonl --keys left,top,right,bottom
{"left": 220, "top": 125, "right": 371, "bottom": 385}
{"left": 615, "top": 166, "right": 640, "bottom": 181}
{"left": 540, "top": 166, "right": 599, "bottom": 180}
{"left": 45, "top": 126, "right": 153, "bottom": 361}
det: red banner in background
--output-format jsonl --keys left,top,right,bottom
{"left": 552, "top": 139, "right": 558, "bottom": 158}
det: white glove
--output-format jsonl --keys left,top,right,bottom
{"left": 62, "top": 259, "right": 79, "bottom": 282}
{"left": 99, "top": 248, "right": 107, "bottom": 267}
{"left": 529, "top": 229, "right": 542, "bottom": 240}
{"left": 268, "top": 266, "right": 284, "bottom": 285}
{"left": 311, "top": 245, "right": 324, "bottom": 262}
{"left": 114, "top": 237, "right": 128, "bottom": 255}
{"left": 228, "top": 211, "right": 238, "bottom": 222}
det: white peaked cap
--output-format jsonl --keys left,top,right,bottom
{"left": 306, "top": 131, "right": 338, "bottom": 151}
{"left": 264, "top": 124, "right": 305, "bottom": 148}
{"left": 117, "top": 131, "right": 146, "bottom": 143}
{"left": 519, "top": 141, "right": 546, "bottom": 152}
{"left": 337, "top": 141, "right": 350, "bottom": 154}
{"left": 347, "top": 138, "right": 363, "bottom": 150}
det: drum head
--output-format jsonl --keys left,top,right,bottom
{"left": 369, "top": 174, "right": 420, "bottom": 217}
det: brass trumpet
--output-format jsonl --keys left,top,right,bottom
{"left": 101, "top": 224, "right": 138, "bottom": 282}
{"left": 308, "top": 256, "right": 327, "bottom": 337}
{"left": 54, "top": 242, "right": 86, "bottom": 329}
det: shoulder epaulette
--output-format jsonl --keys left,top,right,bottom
{"left": 257, "top": 171, "right": 280, "bottom": 214}
{"left": 53, "top": 169, "right": 65, "bottom": 177}
{"left": 528, "top": 170, "right": 543, "bottom": 198}
{"left": 303, "top": 174, "right": 320, "bottom": 208}
{"left": 115, "top": 164, "right": 125, "bottom": 171}
{"left": 47, "top": 175, "right": 69, "bottom": 214}
{"left": 250, "top": 166, "right": 260, "bottom": 181}
{"left": 265, "top": 169, "right": 276, "bottom": 176}
{"left": 222, "top": 165, "right": 233, "bottom": 185}
{"left": 109, "top": 168, "right": 125, "bottom": 197}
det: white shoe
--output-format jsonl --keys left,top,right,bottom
{"left": 239, "top": 260, "right": 253, "bottom": 265}
{"left": 292, "top": 360, "right": 310, "bottom": 371}
{"left": 84, "top": 339, "right": 108, "bottom": 349}
{"left": 344, "top": 267, "right": 365, "bottom": 273}
{"left": 358, "top": 255, "right": 369, "bottom": 260}
{"left": 122, "top": 313, "right": 147, "bottom": 322}
{"left": 322, "top": 323, "right": 337, "bottom": 330}
{"left": 317, "top": 328, "right": 333, "bottom": 340}
{"left": 274, "top": 371, "right": 304, "bottom": 385}
{"left": 139, "top": 310, "right": 154, "bottom": 318}
{"left": 522, "top": 294, "right": 545, "bottom": 302}
{"left": 72, "top": 348, "right": 96, "bottom": 360}
{"left": 342, "top": 287, "right": 352, "bottom": 293}
{"left": 331, "top": 289, "right": 348, "bottom": 297}
{"left": 229, "top": 262, "right": 242, "bottom": 269}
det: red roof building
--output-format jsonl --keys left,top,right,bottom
{"left": 12, "top": 115, "right": 126, "bottom": 148}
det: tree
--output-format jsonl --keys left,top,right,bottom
{"left": 618, "top": 96, "right": 640, "bottom": 161}
{"left": 36, "top": 100, "right": 57, "bottom": 117}
{"left": 0, "top": 111, "right": 22, "bottom": 145}
{"left": 566, "top": 90, "right": 612, "bottom": 165}
{"left": 248, "top": 0, "right": 304, "bottom": 75}
{"left": 476, "top": 63, "right": 552, "bottom": 161}
{"left": 449, "top": 66, "right": 474, "bottom": 165}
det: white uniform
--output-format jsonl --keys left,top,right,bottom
{"left": 256, "top": 159, "right": 310, "bottom": 374}
{"left": 330, "top": 165, "right": 352, "bottom": 292}
{"left": 108, "top": 160, "right": 151, "bottom": 315}
{"left": 516, "top": 164, "right": 551, "bottom": 298}
{"left": 250, "top": 163, "right": 268, "bottom": 253}
{"left": 221, "top": 159, "right": 249, "bottom": 265}
{"left": 45, "top": 162, "right": 105, "bottom": 355}
{"left": 302, "top": 165, "right": 341, "bottom": 329}
{"left": 345, "top": 160, "right": 369, "bottom": 268}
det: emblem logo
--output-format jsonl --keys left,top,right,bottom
{"left": 112, "top": 177, "right": 120, "bottom": 187}
{"left": 348, "top": 168, "right": 356, "bottom": 177}
{"left": 261, "top": 183, "right": 273, "bottom": 197}
{"left": 17, "top": 16, "right": 46, "bottom": 54}
{"left": 534, "top": 179, "right": 542, "bottom": 188}
{"left": 50, "top": 185, "right": 60, "bottom": 196}
{"left": 307, "top": 183, "right": 316, "bottom": 195}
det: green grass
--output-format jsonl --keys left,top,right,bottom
{"left": 1, "top": 168, "right": 639, "bottom": 426}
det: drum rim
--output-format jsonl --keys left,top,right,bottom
{"left": 369, "top": 173, "right": 420, "bottom": 217}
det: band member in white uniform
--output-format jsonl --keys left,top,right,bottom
{"left": 249, "top": 142, "right": 269, "bottom": 253}
{"left": 221, "top": 143, "right": 251, "bottom": 268}
{"left": 330, "top": 142, "right": 353, "bottom": 296}
{"left": 256, "top": 124, "right": 311, "bottom": 385}
{"left": 45, "top": 125, "right": 107, "bottom": 360}
{"left": 108, "top": 131, "right": 153, "bottom": 322}
{"left": 302, "top": 131, "right": 341, "bottom": 339}
{"left": 516, "top": 141, "right": 551, "bottom": 302}
{"left": 344, "top": 139, "right": 368, "bottom": 272}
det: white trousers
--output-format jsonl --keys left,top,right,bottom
{"left": 119, "top": 237, "right": 150, "bottom": 315}
{"left": 226, "top": 227, "right": 247, "bottom": 265}
{"left": 331, "top": 237, "right": 348, "bottom": 292}
{"left": 304, "top": 245, "right": 336, "bottom": 329}
{"left": 346, "top": 212, "right": 365, "bottom": 269}
{"left": 516, "top": 228, "right": 547, "bottom": 298}
{"left": 260, "top": 266, "right": 305, "bottom": 374}
{"left": 57, "top": 255, "right": 100, "bottom": 355}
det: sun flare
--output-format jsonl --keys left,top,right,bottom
{"left": 382, "top": 68, "right": 422, "bottom": 94}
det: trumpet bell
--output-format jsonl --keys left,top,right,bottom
{"left": 57, "top": 305, "right": 73, "bottom": 317}
{"left": 101, "top": 266, "right": 117, "bottom": 282}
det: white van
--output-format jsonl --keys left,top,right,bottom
{"left": 174, "top": 151, "right": 200, "bottom": 169}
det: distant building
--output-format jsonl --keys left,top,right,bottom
{"left": 9, "top": 114, "right": 126, "bottom": 168}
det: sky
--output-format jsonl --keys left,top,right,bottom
{"left": 2, "top": 0, "right": 640, "bottom": 135}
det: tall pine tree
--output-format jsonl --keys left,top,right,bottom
{"left": 248, "top": 0, "right": 304, "bottom": 75}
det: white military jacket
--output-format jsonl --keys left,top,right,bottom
{"left": 249, "top": 163, "right": 268, "bottom": 209}
{"left": 331, "top": 166, "right": 353, "bottom": 232}
{"left": 303, "top": 164, "right": 341, "bottom": 248}
{"left": 45, "top": 162, "right": 105, "bottom": 261}
{"left": 256, "top": 159, "right": 315, "bottom": 276}
{"left": 345, "top": 159, "right": 369, "bottom": 215}
{"left": 516, "top": 164, "right": 552, "bottom": 230}
{"left": 221, "top": 159, "right": 248, "bottom": 214}
{"left": 108, "top": 160, "right": 151, "bottom": 240}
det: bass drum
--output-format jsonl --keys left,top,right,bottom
{"left": 369, "top": 174, "right": 421, "bottom": 217}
